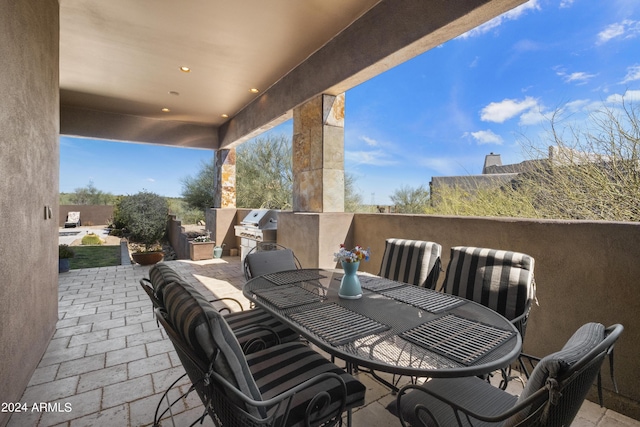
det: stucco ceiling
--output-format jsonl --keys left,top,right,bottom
{"left": 58, "top": 0, "right": 527, "bottom": 149}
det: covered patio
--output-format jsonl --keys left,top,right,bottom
{"left": 7, "top": 258, "right": 638, "bottom": 426}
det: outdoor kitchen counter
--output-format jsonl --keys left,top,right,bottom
{"left": 243, "top": 268, "right": 522, "bottom": 379}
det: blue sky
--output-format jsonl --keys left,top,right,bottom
{"left": 60, "top": 0, "right": 640, "bottom": 205}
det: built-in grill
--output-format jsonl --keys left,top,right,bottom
{"left": 234, "top": 209, "right": 278, "bottom": 261}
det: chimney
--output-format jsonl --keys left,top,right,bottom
{"left": 483, "top": 152, "right": 502, "bottom": 174}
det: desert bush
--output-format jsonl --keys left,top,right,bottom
{"left": 115, "top": 191, "right": 169, "bottom": 250}
{"left": 81, "top": 233, "right": 103, "bottom": 245}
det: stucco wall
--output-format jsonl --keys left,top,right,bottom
{"left": 0, "top": 2, "right": 60, "bottom": 426}
{"left": 59, "top": 205, "right": 114, "bottom": 227}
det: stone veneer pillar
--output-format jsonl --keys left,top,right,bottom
{"left": 292, "top": 94, "right": 345, "bottom": 212}
{"left": 213, "top": 148, "right": 236, "bottom": 208}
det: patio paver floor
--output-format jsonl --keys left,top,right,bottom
{"left": 7, "top": 258, "right": 639, "bottom": 426}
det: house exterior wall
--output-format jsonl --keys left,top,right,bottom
{"left": 59, "top": 205, "right": 114, "bottom": 227}
{"left": 0, "top": 1, "right": 60, "bottom": 425}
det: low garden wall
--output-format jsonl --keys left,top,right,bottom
{"left": 59, "top": 205, "right": 114, "bottom": 227}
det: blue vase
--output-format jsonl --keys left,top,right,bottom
{"left": 339, "top": 261, "right": 362, "bottom": 299}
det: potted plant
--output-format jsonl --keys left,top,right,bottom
{"left": 115, "top": 191, "right": 168, "bottom": 265}
{"left": 189, "top": 233, "right": 215, "bottom": 261}
{"left": 59, "top": 244, "right": 75, "bottom": 273}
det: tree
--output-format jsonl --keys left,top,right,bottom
{"left": 70, "top": 181, "right": 114, "bottom": 205}
{"left": 344, "top": 173, "right": 363, "bottom": 212}
{"left": 390, "top": 185, "right": 430, "bottom": 214}
{"left": 180, "top": 159, "right": 215, "bottom": 211}
{"left": 236, "top": 135, "right": 293, "bottom": 209}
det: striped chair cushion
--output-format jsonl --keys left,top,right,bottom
{"left": 246, "top": 341, "right": 366, "bottom": 427}
{"left": 224, "top": 307, "right": 300, "bottom": 349}
{"left": 148, "top": 262, "right": 185, "bottom": 307}
{"left": 163, "top": 281, "right": 264, "bottom": 417}
{"left": 379, "top": 239, "right": 442, "bottom": 289}
{"left": 442, "top": 246, "right": 535, "bottom": 321}
{"left": 505, "top": 322, "right": 605, "bottom": 427}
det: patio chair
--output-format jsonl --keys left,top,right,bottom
{"left": 64, "top": 211, "right": 80, "bottom": 228}
{"left": 243, "top": 242, "right": 302, "bottom": 281}
{"left": 396, "top": 322, "right": 623, "bottom": 427}
{"left": 155, "top": 279, "right": 366, "bottom": 427}
{"left": 140, "top": 263, "right": 299, "bottom": 352}
{"left": 441, "top": 246, "right": 536, "bottom": 388}
{"left": 379, "top": 238, "right": 443, "bottom": 289}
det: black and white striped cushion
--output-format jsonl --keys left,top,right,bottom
{"left": 247, "top": 341, "right": 366, "bottom": 426}
{"left": 443, "top": 246, "right": 535, "bottom": 321}
{"left": 148, "top": 263, "right": 185, "bottom": 307}
{"left": 163, "top": 281, "right": 264, "bottom": 417}
{"left": 379, "top": 239, "right": 442, "bottom": 288}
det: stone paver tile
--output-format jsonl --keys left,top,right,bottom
{"left": 69, "top": 404, "right": 129, "bottom": 427}
{"left": 35, "top": 389, "right": 102, "bottom": 427}
{"left": 126, "top": 329, "right": 164, "bottom": 348}
{"left": 129, "top": 390, "right": 187, "bottom": 427}
{"left": 53, "top": 324, "right": 92, "bottom": 339}
{"left": 68, "top": 330, "right": 108, "bottom": 348}
{"left": 56, "top": 317, "right": 80, "bottom": 329}
{"left": 102, "top": 375, "right": 154, "bottom": 408}
{"left": 146, "top": 339, "right": 173, "bottom": 357}
{"left": 96, "top": 303, "right": 126, "bottom": 314}
{"left": 110, "top": 307, "right": 143, "bottom": 319}
{"left": 105, "top": 345, "right": 147, "bottom": 367}
{"left": 21, "top": 376, "right": 79, "bottom": 403}
{"left": 71, "top": 296, "right": 101, "bottom": 305}
{"left": 62, "top": 307, "right": 98, "bottom": 319}
{"left": 40, "top": 345, "right": 87, "bottom": 367}
{"left": 75, "top": 312, "right": 111, "bottom": 326}
{"left": 56, "top": 354, "right": 105, "bottom": 380}
{"left": 27, "top": 364, "right": 60, "bottom": 387}
{"left": 603, "top": 410, "right": 640, "bottom": 427}
{"left": 107, "top": 323, "right": 143, "bottom": 339}
{"left": 351, "top": 400, "right": 400, "bottom": 427}
{"left": 151, "top": 366, "right": 190, "bottom": 394}
{"left": 125, "top": 312, "right": 155, "bottom": 326}
{"left": 169, "top": 405, "right": 215, "bottom": 427}
{"left": 77, "top": 364, "right": 128, "bottom": 393}
{"left": 6, "top": 407, "right": 42, "bottom": 427}
{"left": 125, "top": 300, "right": 149, "bottom": 310}
{"left": 127, "top": 353, "right": 171, "bottom": 379}
{"left": 46, "top": 336, "right": 71, "bottom": 352}
{"left": 90, "top": 318, "right": 126, "bottom": 332}
{"left": 142, "top": 320, "right": 161, "bottom": 333}
{"left": 85, "top": 336, "right": 127, "bottom": 357}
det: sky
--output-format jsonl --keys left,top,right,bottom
{"left": 60, "top": 0, "right": 640, "bottom": 205}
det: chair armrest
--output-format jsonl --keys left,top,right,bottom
{"left": 208, "top": 297, "right": 244, "bottom": 313}
{"left": 396, "top": 383, "right": 548, "bottom": 427}
{"left": 139, "top": 278, "right": 161, "bottom": 308}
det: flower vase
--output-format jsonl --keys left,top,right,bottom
{"left": 339, "top": 260, "right": 362, "bottom": 299}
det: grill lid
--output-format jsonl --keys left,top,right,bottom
{"left": 240, "top": 209, "right": 278, "bottom": 229}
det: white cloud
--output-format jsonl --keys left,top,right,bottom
{"left": 606, "top": 90, "right": 640, "bottom": 103}
{"left": 622, "top": 64, "right": 640, "bottom": 83}
{"left": 519, "top": 108, "right": 547, "bottom": 126}
{"left": 480, "top": 97, "right": 539, "bottom": 123}
{"left": 459, "top": 0, "right": 541, "bottom": 39}
{"left": 345, "top": 150, "right": 397, "bottom": 166}
{"left": 555, "top": 68, "right": 597, "bottom": 85}
{"left": 597, "top": 19, "right": 640, "bottom": 45}
{"left": 359, "top": 135, "right": 379, "bottom": 147}
{"left": 559, "top": 0, "right": 575, "bottom": 8}
{"left": 465, "top": 130, "right": 504, "bottom": 145}
{"left": 146, "top": 178, "right": 156, "bottom": 183}
{"left": 417, "top": 157, "right": 462, "bottom": 176}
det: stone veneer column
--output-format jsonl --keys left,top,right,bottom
{"left": 214, "top": 148, "right": 236, "bottom": 208}
{"left": 292, "top": 94, "right": 345, "bottom": 212}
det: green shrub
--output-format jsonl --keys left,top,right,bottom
{"left": 59, "top": 244, "right": 75, "bottom": 259}
{"left": 116, "top": 191, "right": 168, "bottom": 251}
{"left": 81, "top": 233, "right": 103, "bottom": 245}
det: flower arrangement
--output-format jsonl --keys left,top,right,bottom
{"left": 333, "top": 244, "right": 370, "bottom": 263}
{"left": 193, "top": 235, "right": 212, "bottom": 243}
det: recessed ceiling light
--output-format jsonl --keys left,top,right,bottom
{"left": 179, "top": 66, "right": 191, "bottom": 73}
{"left": 161, "top": 108, "right": 170, "bottom": 112}
{"left": 221, "top": 114, "right": 229, "bottom": 118}
{"left": 249, "top": 88, "right": 259, "bottom": 93}
{"left": 168, "top": 91, "right": 180, "bottom": 96}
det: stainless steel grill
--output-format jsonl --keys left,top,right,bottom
{"left": 234, "top": 209, "right": 278, "bottom": 261}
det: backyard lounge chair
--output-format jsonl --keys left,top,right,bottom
{"left": 397, "top": 322, "right": 623, "bottom": 427}
{"left": 441, "top": 246, "right": 536, "bottom": 388}
{"left": 156, "top": 278, "right": 366, "bottom": 426}
{"left": 64, "top": 211, "right": 80, "bottom": 228}
{"left": 379, "top": 238, "right": 443, "bottom": 289}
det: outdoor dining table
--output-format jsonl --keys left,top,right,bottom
{"left": 242, "top": 268, "right": 522, "bottom": 379}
